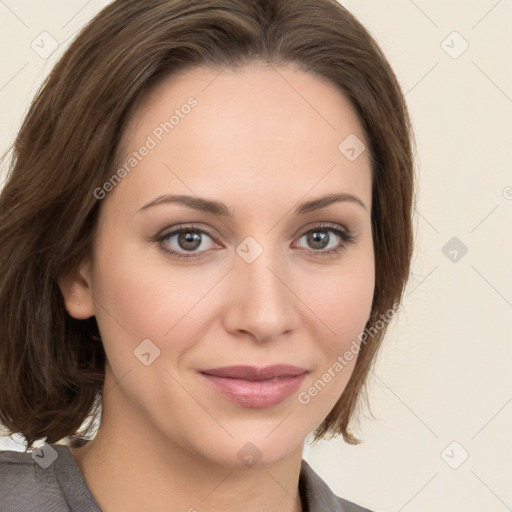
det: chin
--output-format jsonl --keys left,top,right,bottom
{"left": 196, "top": 430, "right": 305, "bottom": 470}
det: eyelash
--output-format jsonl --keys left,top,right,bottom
{"left": 155, "top": 222, "right": 357, "bottom": 260}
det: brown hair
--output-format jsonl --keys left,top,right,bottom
{"left": 0, "top": 0, "right": 415, "bottom": 451}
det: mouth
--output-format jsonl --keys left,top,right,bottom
{"left": 199, "top": 365, "right": 308, "bottom": 408}
{"left": 201, "top": 364, "right": 307, "bottom": 381}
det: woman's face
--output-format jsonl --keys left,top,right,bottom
{"left": 66, "top": 63, "right": 374, "bottom": 467}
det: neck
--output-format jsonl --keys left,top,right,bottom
{"left": 70, "top": 392, "right": 304, "bottom": 512}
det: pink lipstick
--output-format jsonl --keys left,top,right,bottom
{"left": 200, "top": 365, "right": 307, "bottom": 408}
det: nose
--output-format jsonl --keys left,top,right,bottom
{"left": 221, "top": 244, "right": 300, "bottom": 343}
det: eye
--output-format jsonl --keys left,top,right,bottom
{"left": 293, "top": 223, "right": 356, "bottom": 257}
{"left": 157, "top": 224, "right": 220, "bottom": 259}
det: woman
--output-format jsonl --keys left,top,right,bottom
{"left": 0, "top": 0, "right": 415, "bottom": 510}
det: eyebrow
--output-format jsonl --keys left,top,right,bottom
{"left": 136, "top": 192, "right": 367, "bottom": 216}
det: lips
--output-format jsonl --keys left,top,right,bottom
{"left": 200, "top": 365, "right": 308, "bottom": 408}
{"left": 201, "top": 365, "right": 307, "bottom": 381}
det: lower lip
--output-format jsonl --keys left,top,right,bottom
{"left": 201, "top": 373, "right": 307, "bottom": 408}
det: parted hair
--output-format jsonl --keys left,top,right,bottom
{"left": 0, "top": 0, "right": 415, "bottom": 451}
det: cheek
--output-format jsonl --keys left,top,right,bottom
{"left": 88, "top": 232, "right": 166, "bottom": 354}
{"left": 295, "top": 246, "right": 374, "bottom": 411}
{"left": 309, "top": 278, "right": 373, "bottom": 391}
{"left": 302, "top": 257, "right": 375, "bottom": 352}
{"left": 90, "top": 240, "right": 225, "bottom": 365}
{"left": 330, "top": 276, "right": 374, "bottom": 345}
{"left": 295, "top": 263, "right": 374, "bottom": 421}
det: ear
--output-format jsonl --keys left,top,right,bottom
{"left": 58, "top": 258, "right": 96, "bottom": 320}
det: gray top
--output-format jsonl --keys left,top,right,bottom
{"left": 0, "top": 443, "right": 374, "bottom": 511}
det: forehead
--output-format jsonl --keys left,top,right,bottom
{"left": 112, "top": 63, "right": 372, "bottom": 213}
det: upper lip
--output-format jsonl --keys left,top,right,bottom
{"left": 200, "top": 365, "right": 307, "bottom": 381}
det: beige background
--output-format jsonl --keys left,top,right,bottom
{"left": 1, "top": 1, "right": 511, "bottom": 511}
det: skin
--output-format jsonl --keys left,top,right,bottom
{"left": 60, "top": 62, "right": 375, "bottom": 512}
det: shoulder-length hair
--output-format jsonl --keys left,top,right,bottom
{"left": 0, "top": 0, "right": 415, "bottom": 451}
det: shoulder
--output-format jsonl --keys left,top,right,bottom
{"left": 0, "top": 443, "right": 70, "bottom": 511}
{"left": 300, "top": 459, "right": 375, "bottom": 512}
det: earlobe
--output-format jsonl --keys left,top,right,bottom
{"left": 58, "top": 258, "right": 96, "bottom": 319}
